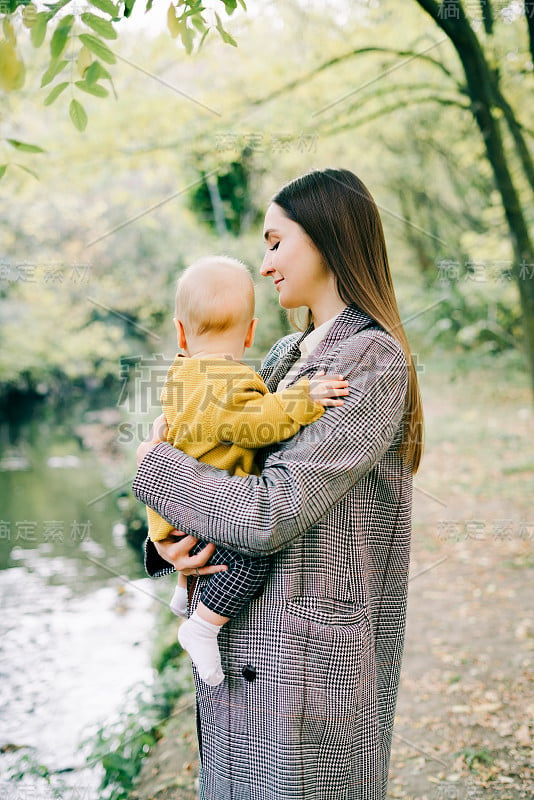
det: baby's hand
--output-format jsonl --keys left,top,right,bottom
{"left": 309, "top": 371, "right": 349, "bottom": 407}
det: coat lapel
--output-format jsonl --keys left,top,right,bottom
{"left": 313, "top": 304, "right": 380, "bottom": 360}
{"left": 266, "top": 305, "right": 380, "bottom": 390}
{"left": 263, "top": 326, "right": 311, "bottom": 391}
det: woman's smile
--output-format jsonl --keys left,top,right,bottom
{"left": 261, "top": 202, "right": 340, "bottom": 317}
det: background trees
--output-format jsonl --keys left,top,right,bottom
{"left": 0, "top": 0, "right": 532, "bottom": 405}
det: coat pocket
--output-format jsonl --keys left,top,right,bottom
{"left": 285, "top": 595, "right": 368, "bottom": 627}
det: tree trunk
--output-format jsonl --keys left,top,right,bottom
{"left": 205, "top": 176, "right": 228, "bottom": 237}
{"left": 414, "top": 0, "right": 534, "bottom": 393}
{"left": 525, "top": 1, "right": 534, "bottom": 63}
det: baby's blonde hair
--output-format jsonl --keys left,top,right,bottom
{"left": 175, "top": 256, "right": 255, "bottom": 337}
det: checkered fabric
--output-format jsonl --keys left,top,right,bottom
{"left": 133, "top": 304, "right": 413, "bottom": 800}
{"left": 178, "top": 537, "right": 271, "bottom": 618}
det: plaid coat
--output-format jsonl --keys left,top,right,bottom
{"left": 133, "top": 304, "right": 413, "bottom": 800}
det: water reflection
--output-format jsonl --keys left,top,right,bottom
{"left": 0, "top": 406, "right": 159, "bottom": 797}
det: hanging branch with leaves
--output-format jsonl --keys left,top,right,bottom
{"left": 0, "top": 0, "right": 245, "bottom": 133}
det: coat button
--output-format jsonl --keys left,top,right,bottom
{"left": 242, "top": 664, "right": 256, "bottom": 682}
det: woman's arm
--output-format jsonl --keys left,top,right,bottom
{"left": 133, "top": 331, "right": 407, "bottom": 559}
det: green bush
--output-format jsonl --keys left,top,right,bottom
{"left": 84, "top": 659, "right": 191, "bottom": 800}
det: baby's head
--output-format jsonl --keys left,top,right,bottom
{"left": 174, "top": 256, "right": 257, "bottom": 357}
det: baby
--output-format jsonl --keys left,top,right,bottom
{"left": 146, "top": 256, "right": 348, "bottom": 685}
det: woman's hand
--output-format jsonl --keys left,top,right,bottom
{"left": 137, "top": 413, "right": 168, "bottom": 466}
{"left": 154, "top": 534, "right": 229, "bottom": 576}
{"left": 309, "top": 371, "right": 349, "bottom": 407}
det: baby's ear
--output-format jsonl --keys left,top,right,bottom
{"left": 174, "top": 318, "right": 188, "bottom": 350}
{"left": 244, "top": 318, "right": 259, "bottom": 349}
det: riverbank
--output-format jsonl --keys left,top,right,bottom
{"left": 128, "top": 350, "right": 533, "bottom": 800}
{"left": 0, "top": 393, "right": 160, "bottom": 799}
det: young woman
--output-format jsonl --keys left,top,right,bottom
{"left": 133, "top": 167, "right": 424, "bottom": 800}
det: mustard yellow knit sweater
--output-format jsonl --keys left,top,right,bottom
{"left": 147, "top": 355, "right": 324, "bottom": 541}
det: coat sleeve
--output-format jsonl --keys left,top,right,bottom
{"left": 133, "top": 331, "right": 408, "bottom": 563}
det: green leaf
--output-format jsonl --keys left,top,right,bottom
{"left": 191, "top": 13, "right": 207, "bottom": 34}
{"left": 214, "top": 13, "right": 237, "bottom": 47}
{"left": 84, "top": 60, "right": 106, "bottom": 84}
{"left": 22, "top": 4, "right": 39, "bottom": 30}
{"left": 0, "top": 39, "right": 26, "bottom": 92}
{"left": 40, "top": 57, "right": 67, "bottom": 87}
{"left": 77, "top": 44, "right": 92, "bottom": 77}
{"left": 90, "top": 0, "right": 119, "bottom": 17}
{"left": 75, "top": 79, "right": 109, "bottom": 97}
{"left": 222, "top": 0, "right": 237, "bottom": 14}
{"left": 81, "top": 13, "right": 118, "bottom": 40}
{"left": 78, "top": 33, "right": 116, "bottom": 64}
{"left": 30, "top": 13, "right": 48, "bottom": 48}
{"left": 44, "top": 80, "right": 69, "bottom": 105}
{"left": 14, "top": 164, "right": 40, "bottom": 180}
{"left": 83, "top": 58, "right": 115, "bottom": 96}
{"left": 197, "top": 27, "right": 210, "bottom": 51}
{"left": 99, "top": 64, "right": 113, "bottom": 82}
{"left": 182, "top": 2, "right": 205, "bottom": 19}
{"left": 7, "top": 139, "right": 46, "bottom": 154}
{"left": 221, "top": 29, "right": 237, "bottom": 46}
{"left": 167, "top": 4, "right": 181, "bottom": 39}
{"left": 69, "top": 98, "right": 88, "bottom": 131}
{"left": 180, "top": 24, "right": 195, "bottom": 54}
{"left": 44, "top": 0, "right": 71, "bottom": 18}
{"left": 3, "top": 17, "right": 16, "bottom": 44}
{"left": 50, "top": 16, "right": 73, "bottom": 59}
{"left": 0, "top": 165, "right": 7, "bottom": 180}
{"left": 102, "top": 752, "right": 130, "bottom": 771}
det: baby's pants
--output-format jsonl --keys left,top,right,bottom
{"left": 183, "top": 537, "right": 270, "bottom": 618}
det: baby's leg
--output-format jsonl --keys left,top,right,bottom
{"left": 178, "top": 601, "right": 229, "bottom": 686}
{"left": 166, "top": 532, "right": 210, "bottom": 617}
{"left": 200, "top": 549, "right": 270, "bottom": 617}
{"left": 195, "top": 601, "right": 228, "bottom": 627}
{"left": 169, "top": 572, "right": 188, "bottom": 617}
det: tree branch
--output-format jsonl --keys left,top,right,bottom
{"left": 314, "top": 80, "right": 469, "bottom": 124}
{"left": 415, "top": 0, "right": 534, "bottom": 197}
{"left": 318, "top": 94, "right": 471, "bottom": 138}
{"left": 525, "top": 1, "right": 534, "bottom": 65}
{"left": 493, "top": 83, "right": 534, "bottom": 193}
{"left": 480, "top": 0, "right": 495, "bottom": 35}
{"left": 245, "top": 43, "right": 461, "bottom": 110}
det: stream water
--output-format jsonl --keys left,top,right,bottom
{"left": 0, "top": 404, "right": 163, "bottom": 799}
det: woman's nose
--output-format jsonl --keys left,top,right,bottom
{"left": 260, "top": 252, "right": 274, "bottom": 276}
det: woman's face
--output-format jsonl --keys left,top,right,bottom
{"left": 261, "top": 203, "right": 333, "bottom": 311}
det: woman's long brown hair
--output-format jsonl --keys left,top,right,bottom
{"left": 273, "top": 168, "right": 424, "bottom": 473}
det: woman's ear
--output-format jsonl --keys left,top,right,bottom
{"left": 244, "top": 318, "right": 259, "bottom": 349}
{"left": 174, "top": 318, "right": 188, "bottom": 351}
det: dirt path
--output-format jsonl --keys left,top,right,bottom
{"left": 130, "top": 360, "right": 534, "bottom": 800}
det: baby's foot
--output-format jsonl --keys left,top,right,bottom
{"left": 169, "top": 585, "right": 188, "bottom": 617}
{"left": 178, "top": 611, "right": 224, "bottom": 686}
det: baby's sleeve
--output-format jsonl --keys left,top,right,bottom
{"left": 210, "top": 373, "right": 323, "bottom": 449}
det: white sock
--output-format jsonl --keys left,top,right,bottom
{"left": 169, "top": 584, "right": 188, "bottom": 617}
{"left": 178, "top": 610, "right": 224, "bottom": 686}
